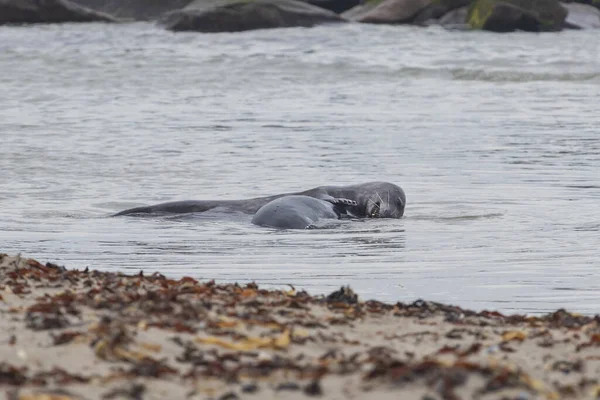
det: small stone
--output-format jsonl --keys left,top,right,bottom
{"left": 326, "top": 286, "right": 358, "bottom": 304}
{"left": 16, "top": 349, "right": 27, "bottom": 361}
{"left": 276, "top": 382, "right": 300, "bottom": 391}
{"left": 303, "top": 381, "right": 323, "bottom": 396}
{"left": 241, "top": 384, "right": 258, "bottom": 394}
{"left": 485, "top": 344, "right": 499, "bottom": 354}
{"left": 218, "top": 392, "right": 238, "bottom": 400}
{"left": 257, "top": 352, "right": 272, "bottom": 362}
{"left": 515, "top": 392, "right": 530, "bottom": 400}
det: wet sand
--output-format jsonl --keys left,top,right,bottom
{"left": 1, "top": 253, "right": 599, "bottom": 400}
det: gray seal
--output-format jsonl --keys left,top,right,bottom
{"left": 113, "top": 181, "right": 406, "bottom": 219}
{"left": 251, "top": 195, "right": 357, "bottom": 229}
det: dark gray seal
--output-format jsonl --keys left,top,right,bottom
{"left": 251, "top": 195, "right": 356, "bottom": 229}
{"left": 113, "top": 181, "right": 406, "bottom": 219}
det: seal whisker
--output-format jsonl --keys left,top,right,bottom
{"left": 371, "top": 200, "right": 381, "bottom": 211}
{"left": 376, "top": 192, "right": 385, "bottom": 209}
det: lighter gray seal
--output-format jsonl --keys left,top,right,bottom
{"left": 251, "top": 195, "right": 357, "bottom": 229}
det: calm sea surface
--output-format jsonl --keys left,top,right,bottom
{"left": 1, "top": 22, "right": 599, "bottom": 315}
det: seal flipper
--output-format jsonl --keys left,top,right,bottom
{"left": 329, "top": 197, "right": 358, "bottom": 206}
{"left": 320, "top": 195, "right": 357, "bottom": 217}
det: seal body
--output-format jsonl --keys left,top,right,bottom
{"left": 113, "top": 181, "right": 406, "bottom": 219}
{"left": 251, "top": 195, "right": 344, "bottom": 229}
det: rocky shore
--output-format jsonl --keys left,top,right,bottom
{"left": 1, "top": 253, "right": 600, "bottom": 400}
{"left": 1, "top": 0, "right": 599, "bottom": 32}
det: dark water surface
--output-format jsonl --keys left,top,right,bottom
{"left": 1, "top": 22, "right": 599, "bottom": 315}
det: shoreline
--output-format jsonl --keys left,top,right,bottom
{"left": 1, "top": 253, "right": 599, "bottom": 400}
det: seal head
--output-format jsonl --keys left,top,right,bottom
{"left": 305, "top": 181, "right": 406, "bottom": 219}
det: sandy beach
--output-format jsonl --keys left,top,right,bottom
{"left": 1, "top": 253, "right": 599, "bottom": 400}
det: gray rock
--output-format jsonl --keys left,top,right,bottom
{"left": 305, "top": 0, "right": 359, "bottom": 13}
{"left": 343, "top": 0, "right": 432, "bottom": 23}
{"left": 69, "top": 0, "right": 193, "bottom": 21}
{"left": 341, "top": 0, "right": 379, "bottom": 20}
{"left": 412, "top": 3, "right": 448, "bottom": 24}
{"left": 160, "top": 0, "right": 345, "bottom": 32}
{"left": 561, "top": 0, "right": 600, "bottom": 11}
{"left": 71, "top": 0, "right": 358, "bottom": 20}
{"left": 412, "top": 0, "right": 469, "bottom": 25}
{"left": 0, "top": 0, "right": 117, "bottom": 24}
{"left": 439, "top": 4, "right": 468, "bottom": 27}
{"left": 562, "top": 2, "right": 600, "bottom": 28}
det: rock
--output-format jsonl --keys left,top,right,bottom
{"left": 413, "top": 0, "right": 469, "bottom": 25}
{"left": 343, "top": 0, "right": 432, "bottom": 23}
{"left": 305, "top": 0, "right": 359, "bottom": 13}
{"left": 160, "top": 0, "right": 345, "bottom": 33}
{"left": 0, "top": 0, "right": 118, "bottom": 24}
{"left": 341, "top": 0, "right": 379, "bottom": 20}
{"left": 71, "top": 0, "right": 357, "bottom": 20}
{"left": 69, "top": 0, "right": 193, "bottom": 21}
{"left": 344, "top": 0, "right": 467, "bottom": 24}
{"left": 326, "top": 286, "right": 358, "bottom": 304}
{"left": 412, "top": 3, "right": 448, "bottom": 24}
{"left": 562, "top": 2, "right": 600, "bottom": 28}
{"left": 467, "top": 0, "right": 567, "bottom": 32}
{"left": 470, "top": 2, "right": 542, "bottom": 32}
{"left": 439, "top": 5, "right": 468, "bottom": 27}
{"left": 561, "top": 0, "right": 600, "bottom": 11}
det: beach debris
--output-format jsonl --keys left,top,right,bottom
{"left": 1, "top": 253, "right": 600, "bottom": 399}
{"left": 326, "top": 286, "right": 358, "bottom": 305}
{"left": 102, "top": 383, "right": 146, "bottom": 400}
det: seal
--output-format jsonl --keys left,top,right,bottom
{"left": 113, "top": 181, "right": 406, "bottom": 219}
{"left": 251, "top": 195, "right": 357, "bottom": 229}
{"left": 300, "top": 181, "right": 406, "bottom": 219}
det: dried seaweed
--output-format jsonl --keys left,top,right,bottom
{"left": 1, "top": 253, "right": 599, "bottom": 400}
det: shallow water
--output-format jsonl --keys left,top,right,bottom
{"left": 1, "top": 22, "right": 599, "bottom": 315}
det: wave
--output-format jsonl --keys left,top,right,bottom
{"left": 328, "top": 63, "right": 600, "bottom": 83}
{"left": 229, "top": 55, "right": 600, "bottom": 83}
{"left": 446, "top": 68, "right": 600, "bottom": 82}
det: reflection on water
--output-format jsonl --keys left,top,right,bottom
{"left": 0, "top": 23, "right": 599, "bottom": 315}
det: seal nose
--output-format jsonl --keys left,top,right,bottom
{"left": 396, "top": 197, "right": 406, "bottom": 217}
{"left": 379, "top": 198, "right": 405, "bottom": 218}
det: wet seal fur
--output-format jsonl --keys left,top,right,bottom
{"left": 113, "top": 181, "right": 406, "bottom": 219}
{"left": 251, "top": 195, "right": 357, "bottom": 229}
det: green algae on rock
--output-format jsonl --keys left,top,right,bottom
{"left": 160, "top": 0, "right": 345, "bottom": 32}
{"left": 467, "top": 0, "right": 567, "bottom": 32}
